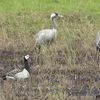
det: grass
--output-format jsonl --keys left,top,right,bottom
{"left": 0, "top": 0, "right": 100, "bottom": 14}
{"left": 0, "top": 0, "right": 100, "bottom": 100}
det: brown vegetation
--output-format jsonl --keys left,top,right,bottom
{"left": 0, "top": 12, "right": 100, "bottom": 100}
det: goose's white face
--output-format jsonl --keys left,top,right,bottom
{"left": 24, "top": 55, "right": 29, "bottom": 60}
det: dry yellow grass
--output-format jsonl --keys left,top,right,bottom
{"left": 0, "top": 12, "right": 100, "bottom": 100}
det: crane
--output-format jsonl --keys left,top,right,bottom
{"left": 35, "top": 13, "right": 63, "bottom": 51}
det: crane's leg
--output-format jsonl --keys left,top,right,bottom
{"left": 96, "top": 46, "right": 99, "bottom": 51}
{"left": 35, "top": 45, "right": 41, "bottom": 53}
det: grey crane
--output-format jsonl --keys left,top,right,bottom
{"left": 2, "top": 55, "right": 30, "bottom": 80}
{"left": 35, "top": 13, "right": 63, "bottom": 50}
{"left": 96, "top": 30, "right": 100, "bottom": 51}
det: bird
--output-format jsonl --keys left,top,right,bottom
{"left": 96, "top": 30, "right": 100, "bottom": 51}
{"left": 2, "top": 55, "right": 30, "bottom": 80}
{"left": 35, "top": 13, "right": 63, "bottom": 51}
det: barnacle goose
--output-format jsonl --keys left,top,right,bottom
{"left": 2, "top": 55, "right": 30, "bottom": 80}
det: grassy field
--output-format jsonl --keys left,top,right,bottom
{"left": 0, "top": 0, "right": 100, "bottom": 100}
{"left": 0, "top": 0, "right": 100, "bottom": 14}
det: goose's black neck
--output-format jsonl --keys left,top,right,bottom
{"left": 24, "top": 58, "right": 30, "bottom": 73}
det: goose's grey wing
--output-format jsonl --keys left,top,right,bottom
{"left": 6, "top": 67, "right": 24, "bottom": 77}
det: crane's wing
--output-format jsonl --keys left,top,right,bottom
{"left": 6, "top": 67, "right": 24, "bottom": 77}
{"left": 35, "top": 29, "right": 52, "bottom": 38}
{"left": 35, "top": 29, "right": 57, "bottom": 46}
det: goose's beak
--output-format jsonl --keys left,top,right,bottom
{"left": 58, "top": 15, "right": 63, "bottom": 17}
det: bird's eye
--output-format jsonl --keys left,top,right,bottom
{"left": 54, "top": 13, "right": 58, "bottom": 16}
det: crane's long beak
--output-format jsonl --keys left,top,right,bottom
{"left": 58, "top": 15, "right": 63, "bottom": 17}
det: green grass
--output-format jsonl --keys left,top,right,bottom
{"left": 0, "top": 0, "right": 100, "bottom": 14}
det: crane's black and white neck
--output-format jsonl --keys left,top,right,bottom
{"left": 2, "top": 55, "right": 30, "bottom": 80}
{"left": 35, "top": 13, "right": 63, "bottom": 51}
{"left": 50, "top": 13, "right": 63, "bottom": 29}
{"left": 51, "top": 13, "right": 58, "bottom": 29}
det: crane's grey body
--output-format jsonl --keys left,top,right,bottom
{"left": 96, "top": 30, "right": 100, "bottom": 50}
{"left": 35, "top": 13, "right": 63, "bottom": 48}
{"left": 35, "top": 28, "right": 57, "bottom": 46}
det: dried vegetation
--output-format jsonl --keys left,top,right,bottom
{"left": 0, "top": 12, "right": 100, "bottom": 100}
